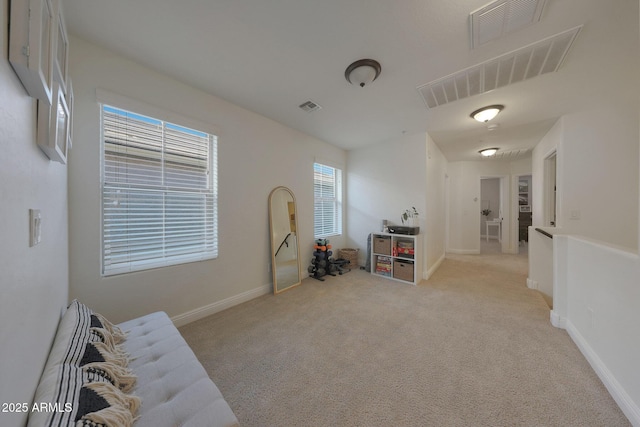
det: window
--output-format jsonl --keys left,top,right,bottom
{"left": 101, "top": 105, "right": 217, "bottom": 275}
{"left": 314, "top": 162, "right": 342, "bottom": 238}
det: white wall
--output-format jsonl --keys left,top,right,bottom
{"left": 425, "top": 135, "right": 447, "bottom": 276}
{"left": 347, "top": 133, "right": 428, "bottom": 274}
{"left": 531, "top": 119, "right": 562, "bottom": 229}
{"left": 0, "top": 2, "right": 69, "bottom": 425}
{"left": 68, "top": 36, "right": 346, "bottom": 324}
{"left": 561, "top": 106, "right": 639, "bottom": 250}
{"left": 528, "top": 119, "right": 562, "bottom": 298}
{"left": 528, "top": 61, "right": 640, "bottom": 427}
{"left": 446, "top": 160, "right": 524, "bottom": 254}
{"left": 554, "top": 236, "right": 640, "bottom": 424}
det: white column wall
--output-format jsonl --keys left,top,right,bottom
{"left": 0, "top": 2, "right": 69, "bottom": 424}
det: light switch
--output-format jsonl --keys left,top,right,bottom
{"left": 29, "top": 209, "right": 41, "bottom": 247}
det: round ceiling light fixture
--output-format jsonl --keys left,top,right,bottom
{"left": 470, "top": 105, "right": 504, "bottom": 123}
{"left": 479, "top": 147, "right": 499, "bottom": 157}
{"left": 345, "top": 59, "right": 382, "bottom": 87}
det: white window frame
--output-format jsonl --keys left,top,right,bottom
{"left": 98, "top": 91, "right": 218, "bottom": 276}
{"left": 314, "top": 162, "right": 343, "bottom": 238}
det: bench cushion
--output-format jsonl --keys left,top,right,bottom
{"left": 118, "top": 312, "right": 239, "bottom": 427}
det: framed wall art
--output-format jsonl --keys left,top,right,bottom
{"left": 66, "top": 79, "right": 74, "bottom": 149}
{"left": 9, "top": 0, "right": 56, "bottom": 104}
{"left": 37, "top": 81, "right": 69, "bottom": 164}
{"left": 53, "top": 0, "right": 69, "bottom": 93}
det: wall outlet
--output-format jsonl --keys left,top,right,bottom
{"left": 29, "top": 209, "right": 41, "bottom": 247}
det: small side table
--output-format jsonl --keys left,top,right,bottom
{"left": 486, "top": 219, "right": 501, "bottom": 242}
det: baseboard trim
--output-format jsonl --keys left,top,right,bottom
{"left": 447, "top": 248, "right": 481, "bottom": 255}
{"left": 565, "top": 320, "right": 640, "bottom": 426}
{"left": 424, "top": 253, "right": 445, "bottom": 280}
{"left": 549, "top": 310, "right": 566, "bottom": 328}
{"left": 171, "top": 284, "right": 272, "bottom": 327}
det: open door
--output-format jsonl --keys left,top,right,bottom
{"left": 480, "top": 177, "right": 502, "bottom": 252}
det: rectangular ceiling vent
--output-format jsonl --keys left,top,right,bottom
{"left": 487, "top": 148, "right": 533, "bottom": 160}
{"left": 417, "top": 25, "right": 581, "bottom": 109}
{"left": 299, "top": 100, "right": 322, "bottom": 113}
{"left": 470, "top": 0, "right": 547, "bottom": 49}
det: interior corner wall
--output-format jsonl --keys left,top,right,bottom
{"left": 67, "top": 36, "right": 346, "bottom": 324}
{"left": 346, "top": 133, "right": 427, "bottom": 273}
{"left": 425, "top": 135, "right": 447, "bottom": 276}
{"left": 0, "top": 1, "right": 69, "bottom": 425}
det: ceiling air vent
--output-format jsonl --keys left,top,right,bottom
{"left": 417, "top": 25, "right": 581, "bottom": 109}
{"left": 495, "top": 148, "right": 532, "bottom": 160}
{"left": 299, "top": 100, "right": 322, "bottom": 113}
{"left": 470, "top": 0, "right": 548, "bottom": 49}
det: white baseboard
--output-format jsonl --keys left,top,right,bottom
{"left": 480, "top": 235, "right": 499, "bottom": 241}
{"left": 447, "top": 248, "right": 481, "bottom": 255}
{"left": 565, "top": 320, "right": 640, "bottom": 426}
{"left": 171, "top": 283, "right": 272, "bottom": 327}
{"left": 549, "top": 310, "right": 566, "bottom": 329}
{"left": 424, "top": 253, "right": 445, "bottom": 280}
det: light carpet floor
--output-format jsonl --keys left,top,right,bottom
{"left": 180, "top": 252, "right": 629, "bottom": 426}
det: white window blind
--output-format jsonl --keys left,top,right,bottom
{"left": 314, "top": 162, "right": 342, "bottom": 238}
{"left": 101, "top": 105, "right": 218, "bottom": 275}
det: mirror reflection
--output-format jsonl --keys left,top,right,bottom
{"left": 269, "top": 187, "right": 302, "bottom": 294}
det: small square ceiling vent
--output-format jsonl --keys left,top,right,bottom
{"left": 470, "top": 0, "right": 548, "bottom": 49}
{"left": 299, "top": 100, "right": 322, "bottom": 113}
{"left": 417, "top": 25, "right": 581, "bottom": 109}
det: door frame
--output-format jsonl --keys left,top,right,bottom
{"left": 479, "top": 175, "right": 511, "bottom": 253}
{"left": 512, "top": 174, "right": 532, "bottom": 254}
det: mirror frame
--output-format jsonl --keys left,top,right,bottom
{"left": 269, "top": 186, "right": 302, "bottom": 294}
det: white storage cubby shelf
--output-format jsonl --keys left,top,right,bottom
{"left": 371, "top": 232, "right": 422, "bottom": 285}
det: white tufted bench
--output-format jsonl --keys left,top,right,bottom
{"left": 118, "top": 312, "right": 239, "bottom": 427}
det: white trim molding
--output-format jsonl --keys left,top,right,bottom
{"left": 549, "top": 310, "right": 566, "bottom": 329}
{"left": 425, "top": 253, "right": 445, "bottom": 280}
{"left": 446, "top": 248, "right": 481, "bottom": 255}
{"left": 565, "top": 320, "right": 640, "bottom": 426}
{"left": 171, "top": 284, "right": 271, "bottom": 327}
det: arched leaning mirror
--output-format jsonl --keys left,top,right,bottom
{"left": 269, "top": 186, "right": 302, "bottom": 294}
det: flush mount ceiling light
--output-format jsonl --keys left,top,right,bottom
{"left": 471, "top": 105, "right": 504, "bottom": 122}
{"left": 479, "top": 147, "right": 500, "bottom": 157}
{"left": 345, "top": 59, "right": 381, "bottom": 87}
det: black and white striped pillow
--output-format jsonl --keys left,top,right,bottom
{"left": 27, "top": 301, "right": 137, "bottom": 426}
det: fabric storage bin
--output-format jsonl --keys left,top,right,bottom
{"left": 339, "top": 248, "right": 359, "bottom": 267}
{"left": 393, "top": 260, "right": 414, "bottom": 282}
{"left": 373, "top": 236, "right": 391, "bottom": 255}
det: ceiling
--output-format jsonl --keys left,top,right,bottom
{"left": 62, "top": 0, "right": 639, "bottom": 161}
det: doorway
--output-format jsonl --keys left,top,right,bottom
{"left": 516, "top": 175, "right": 532, "bottom": 255}
{"left": 480, "top": 177, "right": 502, "bottom": 253}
